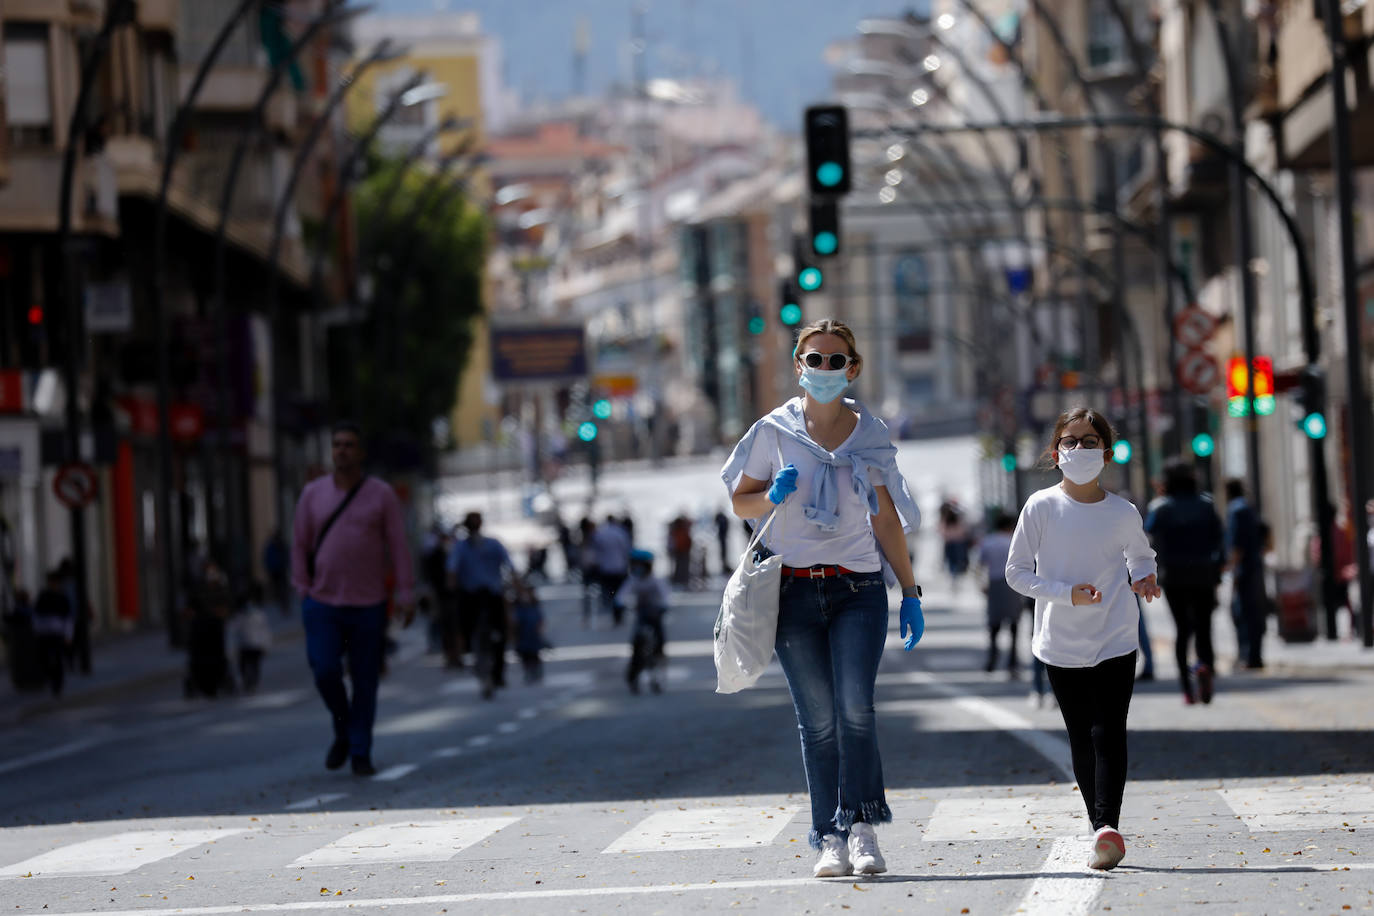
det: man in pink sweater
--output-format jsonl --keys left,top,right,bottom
{"left": 292, "top": 421, "right": 415, "bottom": 776}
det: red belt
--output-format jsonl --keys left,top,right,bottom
{"left": 780, "top": 564, "right": 860, "bottom": 578}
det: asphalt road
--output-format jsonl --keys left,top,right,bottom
{"left": 3, "top": 570, "right": 1374, "bottom": 916}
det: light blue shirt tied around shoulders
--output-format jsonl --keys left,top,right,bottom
{"left": 720, "top": 396, "right": 921, "bottom": 584}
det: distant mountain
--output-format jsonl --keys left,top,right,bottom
{"left": 375, "top": 0, "right": 931, "bottom": 128}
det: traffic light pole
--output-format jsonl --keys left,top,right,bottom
{"left": 1321, "top": 0, "right": 1374, "bottom": 646}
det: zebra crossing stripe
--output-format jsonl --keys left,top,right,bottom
{"left": 923, "top": 795, "right": 1087, "bottom": 841}
{"left": 602, "top": 806, "right": 799, "bottom": 853}
{"left": 284, "top": 793, "right": 349, "bottom": 811}
{"left": 1014, "top": 837, "right": 1106, "bottom": 916}
{"left": 290, "top": 817, "right": 520, "bottom": 867}
{"left": 1220, "top": 785, "right": 1374, "bottom": 832}
{"left": 0, "top": 829, "right": 246, "bottom": 878}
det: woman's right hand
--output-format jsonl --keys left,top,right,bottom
{"left": 1070, "top": 583, "right": 1102, "bottom": 606}
{"left": 767, "top": 465, "right": 799, "bottom": 505}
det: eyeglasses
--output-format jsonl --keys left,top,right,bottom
{"left": 1057, "top": 435, "right": 1103, "bottom": 451}
{"left": 799, "top": 351, "right": 855, "bottom": 371}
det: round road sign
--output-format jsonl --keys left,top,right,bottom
{"left": 1175, "top": 349, "right": 1221, "bottom": 395}
{"left": 1172, "top": 307, "right": 1218, "bottom": 350}
{"left": 53, "top": 462, "right": 99, "bottom": 509}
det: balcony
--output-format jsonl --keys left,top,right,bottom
{"left": 1275, "top": 0, "right": 1374, "bottom": 168}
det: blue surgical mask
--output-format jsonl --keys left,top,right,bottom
{"left": 799, "top": 367, "right": 850, "bottom": 404}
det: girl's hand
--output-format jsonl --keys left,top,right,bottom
{"left": 1131, "top": 574, "right": 1162, "bottom": 603}
{"left": 1070, "top": 583, "right": 1102, "bottom": 606}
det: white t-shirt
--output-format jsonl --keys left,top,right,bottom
{"left": 1005, "top": 485, "right": 1157, "bottom": 668}
{"left": 737, "top": 424, "right": 882, "bottom": 571}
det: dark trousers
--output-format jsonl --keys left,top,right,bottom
{"left": 598, "top": 571, "right": 628, "bottom": 623}
{"left": 36, "top": 634, "right": 65, "bottom": 695}
{"left": 1046, "top": 651, "right": 1136, "bottom": 832}
{"left": 1164, "top": 584, "right": 1216, "bottom": 693}
{"left": 238, "top": 648, "right": 264, "bottom": 692}
{"left": 1231, "top": 573, "right": 1266, "bottom": 667}
{"left": 302, "top": 597, "right": 387, "bottom": 757}
{"left": 460, "top": 589, "right": 507, "bottom": 689}
{"left": 986, "top": 621, "right": 1019, "bottom": 672}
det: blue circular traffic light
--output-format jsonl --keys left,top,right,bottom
{"left": 1302, "top": 412, "right": 1327, "bottom": 439}
{"left": 813, "top": 231, "right": 837, "bottom": 256}
{"left": 779, "top": 303, "right": 803, "bottom": 326}
{"left": 1191, "top": 432, "right": 1215, "bottom": 457}
{"left": 1112, "top": 440, "right": 1133, "bottom": 464}
{"left": 798, "top": 267, "right": 823, "bottom": 291}
{"left": 816, "top": 161, "right": 844, "bottom": 188}
{"left": 592, "top": 399, "right": 612, "bottom": 420}
{"left": 748, "top": 316, "right": 766, "bottom": 335}
{"left": 577, "top": 421, "right": 598, "bottom": 442}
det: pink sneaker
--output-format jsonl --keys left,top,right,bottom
{"left": 1089, "top": 826, "right": 1126, "bottom": 870}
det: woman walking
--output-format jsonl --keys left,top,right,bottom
{"left": 721, "top": 318, "right": 924, "bottom": 879}
{"left": 1005, "top": 407, "right": 1159, "bottom": 871}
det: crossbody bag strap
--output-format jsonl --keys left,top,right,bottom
{"left": 308, "top": 476, "right": 367, "bottom": 580}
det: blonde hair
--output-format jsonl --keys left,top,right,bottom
{"left": 794, "top": 318, "right": 863, "bottom": 374}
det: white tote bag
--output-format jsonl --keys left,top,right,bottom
{"left": 713, "top": 509, "right": 784, "bottom": 694}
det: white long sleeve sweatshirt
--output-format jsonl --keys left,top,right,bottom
{"left": 1005, "top": 485, "right": 1157, "bottom": 668}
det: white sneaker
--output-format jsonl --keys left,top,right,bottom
{"left": 813, "top": 834, "right": 851, "bottom": 877}
{"left": 847, "top": 822, "right": 887, "bottom": 875}
{"left": 1088, "top": 826, "right": 1126, "bottom": 870}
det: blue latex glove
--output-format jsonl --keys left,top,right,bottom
{"left": 900, "top": 595, "right": 924, "bottom": 650}
{"left": 767, "top": 464, "right": 799, "bottom": 505}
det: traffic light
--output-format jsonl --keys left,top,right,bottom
{"left": 798, "top": 266, "right": 823, "bottom": 291}
{"left": 1226, "top": 355, "right": 1275, "bottom": 416}
{"left": 810, "top": 199, "right": 840, "bottom": 257}
{"left": 577, "top": 421, "right": 598, "bottom": 442}
{"left": 804, "top": 105, "right": 851, "bottom": 195}
{"left": 748, "top": 315, "right": 766, "bottom": 335}
{"left": 1191, "top": 432, "right": 1215, "bottom": 457}
{"left": 592, "top": 399, "right": 612, "bottom": 420}
{"left": 1000, "top": 452, "right": 1016, "bottom": 472}
{"left": 778, "top": 281, "right": 802, "bottom": 327}
{"left": 1296, "top": 366, "right": 1327, "bottom": 439}
{"left": 26, "top": 305, "right": 42, "bottom": 326}
{"left": 1112, "top": 439, "right": 1132, "bottom": 464}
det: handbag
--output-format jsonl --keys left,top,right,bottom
{"left": 713, "top": 507, "right": 784, "bottom": 694}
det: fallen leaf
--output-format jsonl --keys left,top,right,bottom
{"left": 851, "top": 883, "right": 867, "bottom": 891}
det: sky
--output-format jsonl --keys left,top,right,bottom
{"left": 373, "top": 0, "right": 930, "bottom": 127}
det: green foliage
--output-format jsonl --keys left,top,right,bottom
{"left": 339, "top": 158, "right": 487, "bottom": 469}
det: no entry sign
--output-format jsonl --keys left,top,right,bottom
{"left": 53, "top": 462, "right": 98, "bottom": 509}
{"left": 1175, "top": 350, "right": 1221, "bottom": 396}
{"left": 1172, "top": 306, "right": 1218, "bottom": 350}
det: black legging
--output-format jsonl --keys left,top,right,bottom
{"left": 1045, "top": 651, "right": 1136, "bottom": 832}
{"left": 1163, "top": 584, "right": 1216, "bottom": 694}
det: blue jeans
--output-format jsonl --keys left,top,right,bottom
{"left": 302, "top": 596, "right": 388, "bottom": 757}
{"left": 774, "top": 572, "right": 892, "bottom": 848}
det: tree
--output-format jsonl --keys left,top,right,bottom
{"left": 334, "top": 157, "right": 487, "bottom": 470}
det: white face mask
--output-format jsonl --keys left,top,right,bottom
{"left": 1058, "top": 447, "right": 1106, "bottom": 485}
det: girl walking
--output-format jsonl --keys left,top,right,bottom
{"left": 721, "top": 318, "right": 924, "bottom": 879}
{"left": 1005, "top": 407, "right": 1160, "bottom": 871}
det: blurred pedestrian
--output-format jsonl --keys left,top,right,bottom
{"left": 32, "top": 570, "right": 74, "bottom": 696}
{"left": 262, "top": 528, "right": 289, "bottom": 616}
{"left": 722, "top": 318, "right": 924, "bottom": 879}
{"left": 55, "top": 557, "right": 89, "bottom": 674}
{"left": 511, "top": 580, "right": 546, "bottom": 685}
{"left": 590, "top": 515, "right": 632, "bottom": 625}
{"left": 185, "top": 559, "right": 234, "bottom": 698}
{"left": 1005, "top": 407, "right": 1159, "bottom": 871}
{"left": 1310, "top": 503, "right": 1357, "bottom": 637}
{"left": 231, "top": 581, "right": 273, "bottom": 693}
{"left": 1224, "top": 478, "right": 1266, "bottom": 670}
{"left": 3, "top": 588, "right": 41, "bottom": 690}
{"left": 619, "top": 549, "right": 670, "bottom": 694}
{"left": 293, "top": 420, "right": 416, "bottom": 777}
{"left": 714, "top": 509, "right": 732, "bottom": 576}
{"left": 938, "top": 498, "right": 972, "bottom": 587}
{"left": 1144, "top": 461, "right": 1224, "bottom": 704}
{"left": 447, "top": 511, "right": 514, "bottom": 700}
{"left": 578, "top": 517, "right": 598, "bottom": 625}
{"left": 976, "top": 513, "right": 1020, "bottom": 677}
{"left": 667, "top": 514, "right": 693, "bottom": 589}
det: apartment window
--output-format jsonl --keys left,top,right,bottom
{"left": 893, "top": 253, "right": 932, "bottom": 352}
{"left": 4, "top": 23, "right": 53, "bottom": 148}
{"left": 1086, "top": 0, "right": 1127, "bottom": 69}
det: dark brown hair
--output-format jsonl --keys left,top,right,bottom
{"left": 1040, "top": 406, "right": 1115, "bottom": 468}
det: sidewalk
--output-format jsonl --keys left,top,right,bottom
{"left": 0, "top": 610, "right": 305, "bottom": 729}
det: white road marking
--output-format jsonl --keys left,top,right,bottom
{"left": 1220, "top": 785, "right": 1374, "bottom": 831}
{"left": 372, "top": 763, "right": 418, "bottom": 781}
{"left": 284, "top": 793, "right": 349, "bottom": 811}
{"left": 376, "top": 706, "right": 465, "bottom": 734}
{"left": 497, "top": 722, "right": 520, "bottom": 734}
{"left": 0, "top": 736, "right": 105, "bottom": 777}
{"left": 236, "top": 688, "right": 309, "bottom": 710}
{"left": 923, "top": 795, "right": 1087, "bottom": 841}
{"left": 0, "top": 828, "right": 247, "bottom": 878}
{"left": 602, "top": 806, "right": 799, "bottom": 853}
{"left": 290, "top": 817, "right": 520, "bottom": 867}
{"left": 467, "top": 735, "right": 492, "bottom": 747}
{"left": 907, "top": 671, "right": 1073, "bottom": 780}
{"left": 1014, "top": 838, "right": 1105, "bottom": 916}
{"left": 432, "top": 747, "right": 463, "bottom": 758}
{"left": 517, "top": 707, "right": 538, "bottom": 719}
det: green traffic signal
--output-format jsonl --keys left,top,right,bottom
{"left": 1191, "top": 432, "right": 1215, "bottom": 457}
{"left": 592, "top": 399, "right": 612, "bottom": 420}
{"left": 812, "top": 231, "right": 837, "bottom": 256}
{"left": 1255, "top": 394, "right": 1275, "bottom": 416}
{"left": 577, "top": 421, "right": 598, "bottom": 442}
{"left": 816, "top": 161, "right": 844, "bottom": 188}
{"left": 798, "top": 266, "right": 823, "bottom": 291}
{"left": 748, "top": 315, "right": 766, "bottom": 335}
{"left": 1112, "top": 440, "right": 1132, "bottom": 464}
{"left": 1000, "top": 453, "right": 1015, "bottom": 472}
{"left": 779, "top": 303, "right": 803, "bottom": 326}
{"left": 1302, "top": 412, "right": 1327, "bottom": 439}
